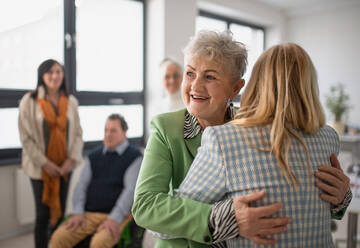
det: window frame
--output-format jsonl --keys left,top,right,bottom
{"left": 199, "top": 10, "right": 266, "bottom": 47}
{"left": 0, "top": 0, "right": 146, "bottom": 165}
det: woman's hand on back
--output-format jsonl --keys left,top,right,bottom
{"left": 233, "top": 190, "right": 291, "bottom": 245}
{"left": 315, "top": 153, "right": 350, "bottom": 205}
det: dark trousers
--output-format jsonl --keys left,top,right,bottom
{"left": 30, "top": 176, "right": 71, "bottom": 248}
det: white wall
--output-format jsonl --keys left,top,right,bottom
{"left": 0, "top": 163, "right": 84, "bottom": 239}
{"left": 285, "top": 3, "right": 360, "bottom": 242}
{"left": 285, "top": 3, "right": 360, "bottom": 126}
{"left": 145, "top": 0, "right": 197, "bottom": 131}
{"left": 0, "top": 165, "right": 33, "bottom": 238}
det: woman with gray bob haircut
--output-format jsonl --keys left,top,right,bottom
{"left": 132, "top": 31, "right": 350, "bottom": 248}
{"left": 183, "top": 30, "right": 247, "bottom": 81}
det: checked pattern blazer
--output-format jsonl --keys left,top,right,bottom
{"left": 177, "top": 124, "right": 339, "bottom": 248}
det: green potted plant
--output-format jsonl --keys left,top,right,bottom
{"left": 325, "top": 83, "right": 350, "bottom": 135}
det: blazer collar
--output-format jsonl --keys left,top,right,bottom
{"left": 184, "top": 133, "right": 201, "bottom": 159}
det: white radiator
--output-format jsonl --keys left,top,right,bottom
{"left": 15, "top": 169, "right": 35, "bottom": 225}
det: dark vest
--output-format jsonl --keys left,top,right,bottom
{"left": 85, "top": 144, "right": 142, "bottom": 213}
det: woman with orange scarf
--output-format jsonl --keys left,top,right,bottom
{"left": 18, "top": 59, "right": 83, "bottom": 248}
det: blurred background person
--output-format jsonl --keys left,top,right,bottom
{"left": 18, "top": 59, "right": 83, "bottom": 248}
{"left": 50, "top": 114, "right": 143, "bottom": 248}
{"left": 158, "top": 58, "right": 185, "bottom": 112}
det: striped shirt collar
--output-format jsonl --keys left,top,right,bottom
{"left": 102, "top": 139, "right": 129, "bottom": 155}
{"left": 183, "top": 106, "right": 236, "bottom": 139}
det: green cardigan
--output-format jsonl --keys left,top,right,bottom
{"left": 132, "top": 109, "right": 212, "bottom": 248}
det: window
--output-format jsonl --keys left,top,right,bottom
{"left": 230, "top": 23, "right": 264, "bottom": 82}
{"left": 196, "top": 11, "right": 265, "bottom": 85}
{"left": 76, "top": 0, "right": 143, "bottom": 92}
{"left": 0, "top": 0, "right": 145, "bottom": 164}
{"left": 79, "top": 105, "right": 143, "bottom": 142}
{"left": 0, "top": 0, "right": 64, "bottom": 90}
{"left": 0, "top": 108, "right": 21, "bottom": 149}
{"left": 196, "top": 16, "right": 227, "bottom": 33}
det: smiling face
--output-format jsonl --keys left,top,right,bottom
{"left": 182, "top": 55, "right": 244, "bottom": 128}
{"left": 42, "top": 63, "right": 64, "bottom": 94}
{"left": 162, "top": 63, "right": 182, "bottom": 95}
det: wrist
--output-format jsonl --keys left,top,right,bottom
{"left": 209, "top": 199, "right": 238, "bottom": 243}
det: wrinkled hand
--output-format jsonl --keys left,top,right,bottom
{"left": 65, "top": 214, "right": 86, "bottom": 231}
{"left": 315, "top": 153, "right": 350, "bottom": 205}
{"left": 60, "top": 158, "right": 75, "bottom": 176}
{"left": 43, "top": 160, "right": 61, "bottom": 177}
{"left": 97, "top": 219, "right": 121, "bottom": 242}
{"left": 233, "top": 190, "right": 291, "bottom": 245}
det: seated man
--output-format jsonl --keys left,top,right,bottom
{"left": 51, "top": 114, "right": 143, "bottom": 248}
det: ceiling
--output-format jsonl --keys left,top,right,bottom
{"left": 254, "top": 0, "right": 359, "bottom": 15}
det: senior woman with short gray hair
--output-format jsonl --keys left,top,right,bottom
{"left": 132, "top": 31, "right": 351, "bottom": 248}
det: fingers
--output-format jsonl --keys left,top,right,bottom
{"left": 253, "top": 202, "right": 283, "bottom": 218}
{"left": 59, "top": 162, "right": 70, "bottom": 176}
{"left": 316, "top": 171, "right": 348, "bottom": 205}
{"left": 80, "top": 220, "right": 86, "bottom": 230}
{"left": 317, "top": 166, "right": 347, "bottom": 182}
{"left": 315, "top": 169, "right": 342, "bottom": 187}
{"left": 66, "top": 220, "right": 78, "bottom": 231}
{"left": 55, "top": 165, "right": 62, "bottom": 173}
{"left": 97, "top": 223, "right": 105, "bottom": 233}
{"left": 105, "top": 224, "right": 117, "bottom": 240}
{"left": 316, "top": 181, "right": 339, "bottom": 196}
{"left": 251, "top": 236, "right": 276, "bottom": 245}
{"left": 59, "top": 167, "right": 67, "bottom": 177}
{"left": 45, "top": 162, "right": 61, "bottom": 176}
{"left": 65, "top": 220, "right": 73, "bottom": 230}
{"left": 47, "top": 170, "right": 56, "bottom": 177}
{"left": 259, "top": 217, "right": 291, "bottom": 229}
{"left": 44, "top": 166, "right": 56, "bottom": 177}
{"left": 330, "top": 154, "right": 342, "bottom": 170}
{"left": 237, "top": 190, "right": 266, "bottom": 204}
{"left": 319, "top": 193, "right": 339, "bottom": 205}
{"left": 70, "top": 223, "right": 79, "bottom": 232}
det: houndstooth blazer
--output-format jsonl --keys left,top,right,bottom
{"left": 177, "top": 123, "right": 339, "bottom": 248}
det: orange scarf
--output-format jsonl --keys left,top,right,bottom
{"left": 37, "top": 95, "right": 68, "bottom": 226}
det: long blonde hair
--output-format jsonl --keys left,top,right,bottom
{"left": 231, "top": 43, "right": 325, "bottom": 186}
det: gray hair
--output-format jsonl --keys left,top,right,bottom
{"left": 183, "top": 30, "right": 248, "bottom": 80}
{"left": 160, "top": 57, "right": 181, "bottom": 68}
{"left": 159, "top": 57, "right": 182, "bottom": 73}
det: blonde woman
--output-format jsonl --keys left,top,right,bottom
{"left": 176, "top": 43, "right": 351, "bottom": 247}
